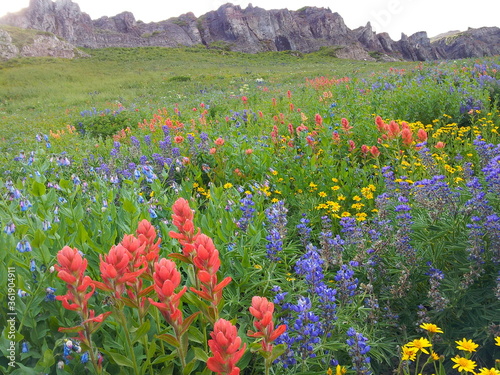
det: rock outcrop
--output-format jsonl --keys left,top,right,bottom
{"left": 0, "top": 0, "right": 499, "bottom": 61}
{"left": 0, "top": 24, "right": 88, "bottom": 59}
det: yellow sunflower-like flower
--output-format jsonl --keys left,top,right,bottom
{"left": 419, "top": 323, "right": 443, "bottom": 334}
{"left": 401, "top": 345, "right": 419, "bottom": 361}
{"left": 455, "top": 338, "right": 479, "bottom": 353}
{"left": 406, "top": 338, "right": 432, "bottom": 354}
{"left": 335, "top": 365, "right": 347, "bottom": 375}
{"left": 477, "top": 368, "right": 500, "bottom": 375}
{"left": 451, "top": 355, "right": 477, "bottom": 373}
{"left": 495, "top": 337, "right": 500, "bottom": 346}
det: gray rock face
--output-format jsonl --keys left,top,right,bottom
{"left": 0, "top": 0, "right": 499, "bottom": 61}
{"left": 0, "top": 25, "right": 89, "bottom": 59}
{"left": 432, "top": 27, "right": 500, "bottom": 59}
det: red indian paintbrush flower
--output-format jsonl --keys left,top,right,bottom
{"left": 136, "top": 219, "right": 161, "bottom": 268}
{"left": 401, "top": 127, "right": 413, "bottom": 146}
{"left": 388, "top": 120, "right": 400, "bottom": 138}
{"left": 207, "top": 319, "right": 246, "bottom": 375}
{"left": 169, "top": 198, "right": 199, "bottom": 258}
{"left": 148, "top": 258, "right": 187, "bottom": 327}
{"left": 370, "top": 145, "right": 381, "bottom": 157}
{"left": 417, "top": 128, "right": 428, "bottom": 142}
{"left": 55, "top": 246, "right": 87, "bottom": 285}
{"left": 95, "top": 244, "right": 145, "bottom": 298}
{"left": 190, "top": 233, "right": 232, "bottom": 310}
{"left": 55, "top": 246, "right": 111, "bottom": 351}
{"left": 248, "top": 296, "right": 286, "bottom": 352}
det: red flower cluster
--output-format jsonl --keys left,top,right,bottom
{"left": 55, "top": 246, "right": 111, "bottom": 343}
{"left": 148, "top": 258, "right": 187, "bottom": 328}
{"left": 169, "top": 197, "right": 199, "bottom": 259}
{"left": 375, "top": 115, "right": 428, "bottom": 147}
{"left": 207, "top": 319, "right": 246, "bottom": 375}
{"left": 190, "top": 234, "right": 232, "bottom": 311}
{"left": 248, "top": 296, "right": 286, "bottom": 353}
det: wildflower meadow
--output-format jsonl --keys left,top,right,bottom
{"left": 0, "top": 48, "right": 499, "bottom": 374}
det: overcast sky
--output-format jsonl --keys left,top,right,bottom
{"left": 1, "top": 0, "right": 498, "bottom": 40}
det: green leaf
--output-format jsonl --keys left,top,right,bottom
{"left": 123, "top": 198, "right": 137, "bottom": 214}
{"left": 192, "top": 346, "right": 208, "bottom": 362}
{"left": 147, "top": 340, "right": 157, "bottom": 359}
{"left": 102, "top": 350, "right": 135, "bottom": 368}
{"left": 37, "top": 348, "right": 55, "bottom": 368}
{"left": 31, "top": 180, "right": 46, "bottom": 197}
{"left": 31, "top": 229, "right": 46, "bottom": 248}
{"left": 132, "top": 320, "right": 151, "bottom": 343}
{"left": 151, "top": 352, "right": 177, "bottom": 365}
{"left": 156, "top": 333, "right": 180, "bottom": 348}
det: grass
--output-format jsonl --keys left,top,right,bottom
{"left": 0, "top": 46, "right": 413, "bottom": 150}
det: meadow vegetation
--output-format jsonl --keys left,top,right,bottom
{"left": 0, "top": 47, "right": 499, "bottom": 375}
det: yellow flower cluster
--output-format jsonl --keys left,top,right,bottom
{"left": 399, "top": 324, "right": 500, "bottom": 375}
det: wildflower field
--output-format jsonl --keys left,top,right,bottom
{"left": 0, "top": 47, "right": 499, "bottom": 375}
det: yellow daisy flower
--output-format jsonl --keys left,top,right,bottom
{"left": 495, "top": 337, "right": 500, "bottom": 346}
{"left": 451, "top": 355, "right": 477, "bottom": 373}
{"left": 477, "top": 368, "right": 500, "bottom": 375}
{"left": 401, "top": 345, "right": 419, "bottom": 361}
{"left": 455, "top": 338, "right": 479, "bottom": 353}
{"left": 419, "top": 323, "right": 443, "bottom": 334}
{"left": 406, "top": 338, "right": 432, "bottom": 354}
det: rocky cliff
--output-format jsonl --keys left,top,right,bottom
{"left": 0, "top": 24, "right": 88, "bottom": 59}
{"left": 0, "top": 0, "right": 499, "bottom": 61}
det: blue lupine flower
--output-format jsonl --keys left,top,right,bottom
{"left": 45, "top": 287, "right": 57, "bottom": 302}
{"left": 346, "top": 327, "right": 372, "bottom": 374}
{"left": 264, "top": 200, "right": 288, "bottom": 260}
{"left": 296, "top": 214, "right": 312, "bottom": 247}
{"left": 236, "top": 193, "right": 255, "bottom": 232}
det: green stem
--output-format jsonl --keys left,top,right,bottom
{"left": 118, "top": 310, "right": 140, "bottom": 375}
{"left": 84, "top": 325, "right": 102, "bottom": 375}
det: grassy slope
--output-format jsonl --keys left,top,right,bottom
{"left": 0, "top": 46, "right": 413, "bottom": 151}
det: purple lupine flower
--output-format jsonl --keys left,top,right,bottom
{"left": 296, "top": 214, "right": 312, "bottom": 247}
{"left": 334, "top": 263, "right": 359, "bottom": 304}
{"left": 264, "top": 200, "right": 288, "bottom": 260}
{"left": 295, "top": 244, "right": 325, "bottom": 291}
{"left": 236, "top": 193, "right": 255, "bottom": 232}
{"left": 346, "top": 327, "right": 372, "bottom": 375}
{"left": 426, "top": 264, "right": 449, "bottom": 311}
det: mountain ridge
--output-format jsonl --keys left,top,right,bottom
{"left": 1, "top": 0, "right": 499, "bottom": 61}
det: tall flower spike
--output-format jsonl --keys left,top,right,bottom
{"left": 148, "top": 258, "right": 187, "bottom": 327}
{"left": 169, "top": 198, "right": 199, "bottom": 258}
{"left": 248, "top": 296, "right": 286, "bottom": 352}
{"left": 207, "top": 319, "right": 246, "bottom": 375}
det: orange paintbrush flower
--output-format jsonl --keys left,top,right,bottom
{"left": 207, "top": 319, "right": 246, "bottom": 375}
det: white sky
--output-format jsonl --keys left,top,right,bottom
{"left": 1, "top": 0, "right": 498, "bottom": 40}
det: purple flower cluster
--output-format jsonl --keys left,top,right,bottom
{"left": 236, "top": 192, "right": 255, "bottom": 232}
{"left": 274, "top": 296, "right": 323, "bottom": 367}
{"left": 346, "top": 327, "right": 372, "bottom": 375}
{"left": 319, "top": 215, "right": 345, "bottom": 266}
{"left": 426, "top": 264, "right": 449, "bottom": 311}
{"left": 334, "top": 262, "right": 359, "bottom": 304}
{"left": 296, "top": 214, "right": 312, "bottom": 247}
{"left": 264, "top": 200, "right": 288, "bottom": 260}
